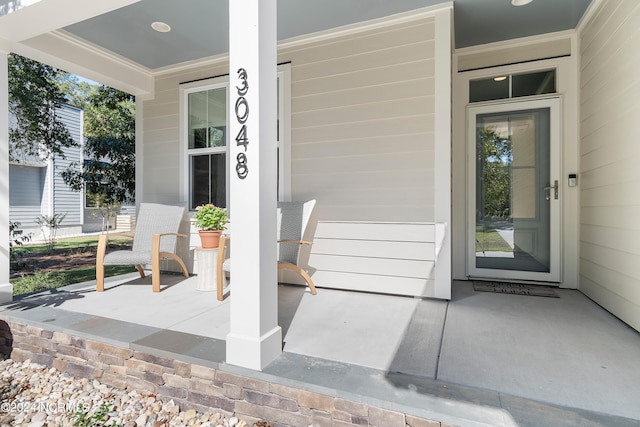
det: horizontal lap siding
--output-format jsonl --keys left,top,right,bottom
{"left": 9, "top": 165, "right": 44, "bottom": 226}
{"left": 142, "top": 83, "right": 181, "bottom": 203}
{"left": 282, "top": 18, "right": 437, "bottom": 223}
{"left": 579, "top": 0, "right": 640, "bottom": 331}
{"left": 53, "top": 105, "right": 83, "bottom": 225}
{"left": 306, "top": 222, "right": 439, "bottom": 297}
{"left": 278, "top": 17, "right": 440, "bottom": 295}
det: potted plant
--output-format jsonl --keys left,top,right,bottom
{"left": 193, "top": 204, "right": 228, "bottom": 248}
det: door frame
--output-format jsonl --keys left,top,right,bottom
{"left": 466, "top": 96, "right": 562, "bottom": 283}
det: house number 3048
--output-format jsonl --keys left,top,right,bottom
{"left": 235, "top": 68, "right": 249, "bottom": 179}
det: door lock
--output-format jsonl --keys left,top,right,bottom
{"left": 543, "top": 180, "right": 559, "bottom": 200}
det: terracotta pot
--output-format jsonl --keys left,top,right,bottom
{"left": 199, "top": 230, "right": 222, "bottom": 249}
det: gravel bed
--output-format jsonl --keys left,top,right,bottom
{"left": 0, "top": 359, "right": 266, "bottom": 427}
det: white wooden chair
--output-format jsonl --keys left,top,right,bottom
{"left": 216, "top": 200, "right": 317, "bottom": 301}
{"left": 95, "top": 203, "right": 189, "bottom": 292}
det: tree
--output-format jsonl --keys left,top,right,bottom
{"left": 477, "top": 127, "right": 512, "bottom": 219}
{"left": 8, "top": 54, "right": 77, "bottom": 162}
{"left": 62, "top": 85, "right": 135, "bottom": 208}
{"left": 55, "top": 72, "right": 98, "bottom": 110}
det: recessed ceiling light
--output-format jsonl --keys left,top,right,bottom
{"left": 494, "top": 76, "right": 507, "bottom": 82}
{"left": 151, "top": 21, "right": 171, "bottom": 33}
{"left": 512, "top": 0, "right": 533, "bottom": 5}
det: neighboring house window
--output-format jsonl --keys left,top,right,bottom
{"left": 85, "top": 190, "right": 101, "bottom": 208}
{"left": 181, "top": 64, "right": 291, "bottom": 210}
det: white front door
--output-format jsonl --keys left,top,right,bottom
{"left": 467, "top": 97, "right": 561, "bottom": 283}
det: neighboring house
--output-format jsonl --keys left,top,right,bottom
{"left": 9, "top": 102, "right": 136, "bottom": 237}
{"left": 83, "top": 186, "right": 136, "bottom": 233}
{"left": 1, "top": 0, "right": 638, "bottom": 369}
{"left": 9, "top": 103, "right": 84, "bottom": 240}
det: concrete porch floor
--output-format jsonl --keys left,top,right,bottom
{"left": 1, "top": 274, "right": 639, "bottom": 427}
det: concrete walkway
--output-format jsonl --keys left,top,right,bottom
{"left": 1, "top": 276, "right": 639, "bottom": 426}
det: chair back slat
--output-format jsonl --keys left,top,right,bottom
{"left": 132, "top": 203, "right": 185, "bottom": 253}
{"left": 277, "top": 200, "right": 316, "bottom": 264}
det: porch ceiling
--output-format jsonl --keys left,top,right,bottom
{"left": 0, "top": 0, "right": 592, "bottom": 96}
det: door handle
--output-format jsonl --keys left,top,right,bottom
{"left": 543, "top": 180, "right": 558, "bottom": 200}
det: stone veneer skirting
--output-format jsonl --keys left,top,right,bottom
{"left": 0, "top": 320, "right": 450, "bottom": 427}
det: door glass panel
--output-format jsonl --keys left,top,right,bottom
{"left": 475, "top": 108, "right": 551, "bottom": 273}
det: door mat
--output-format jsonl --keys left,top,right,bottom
{"left": 473, "top": 281, "right": 559, "bottom": 298}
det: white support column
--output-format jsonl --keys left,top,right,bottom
{"left": 0, "top": 52, "right": 13, "bottom": 303}
{"left": 433, "top": 7, "right": 452, "bottom": 300}
{"left": 226, "top": 0, "right": 281, "bottom": 370}
{"left": 134, "top": 98, "right": 143, "bottom": 208}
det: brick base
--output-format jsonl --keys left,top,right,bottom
{"left": 0, "top": 320, "right": 449, "bottom": 427}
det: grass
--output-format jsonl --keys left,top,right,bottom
{"left": 10, "top": 234, "right": 136, "bottom": 296}
{"left": 11, "top": 235, "right": 133, "bottom": 256}
{"left": 11, "top": 266, "right": 136, "bottom": 296}
{"left": 475, "top": 225, "right": 513, "bottom": 253}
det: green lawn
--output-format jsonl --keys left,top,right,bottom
{"left": 11, "top": 234, "right": 133, "bottom": 256}
{"left": 475, "top": 226, "right": 513, "bottom": 253}
{"left": 10, "top": 234, "right": 136, "bottom": 296}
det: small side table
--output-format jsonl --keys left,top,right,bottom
{"left": 195, "top": 247, "right": 218, "bottom": 292}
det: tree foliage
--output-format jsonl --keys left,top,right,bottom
{"left": 8, "top": 53, "right": 77, "bottom": 162}
{"left": 62, "top": 85, "right": 135, "bottom": 206}
{"left": 478, "top": 127, "right": 512, "bottom": 219}
{"left": 55, "top": 72, "right": 97, "bottom": 110}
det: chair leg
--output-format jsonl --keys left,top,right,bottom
{"left": 278, "top": 263, "right": 317, "bottom": 295}
{"left": 217, "top": 236, "right": 230, "bottom": 301}
{"left": 96, "top": 261, "right": 105, "bottom": 292}
{"left": 160, "top": 253, "right": 189, "bottom": 278}
{"left": 135, "top": 265, "right": 146, "bottom": 278}
{"left": 96, "top": 234, "right": 107, "bottom": 292}
{"left": 152, "top": 235, "right": 161, "bottom": 292}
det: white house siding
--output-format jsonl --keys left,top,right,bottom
{"left": 281, "top": 18, "right": 437, "bottom": 222}
{"left": 142, "top": 13, "right": 450, "bottom": 296}
{"left": 579, "top": 0, "right": 640, "bottom": 331}
{"left": 279, "top": 16, "right": 447, "bottom": 297}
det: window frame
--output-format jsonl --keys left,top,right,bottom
{"left": 179, "top": 64, "right": 291, "bottom": 210}
{"left": 469, "top": 68, "right": 557, "bottom": 103}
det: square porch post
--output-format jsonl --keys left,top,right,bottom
{"left": 226, "top": 0, "right": 281, "bottom": 370}
{"left": 0, "top": 51, "right": 12, "bottom": 303}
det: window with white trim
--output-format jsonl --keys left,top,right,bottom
{"left": 181, "top": 64, "right": 291, "bottom": 210}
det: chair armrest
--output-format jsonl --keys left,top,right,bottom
{"left": 278, "top": 239, "right": 312, "bottom": 245}
{"left": 151, "top": 233, "right": 187, "bottom": 256}
{"left": 154, "top": 232, "right": 187, "bottom": 239}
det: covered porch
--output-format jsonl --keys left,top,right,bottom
{"left": 2, "top": 1, "right": 640, "bottom": 424}
{"left": 1, "top": 275, "right": 639, "bottom": 426}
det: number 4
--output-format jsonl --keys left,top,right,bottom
{"left": 236, "top": 125, "right": 249, "bottom": 150}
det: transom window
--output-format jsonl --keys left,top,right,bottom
{"left": 181, "top": 65, "right": 290, "bottom": 210}
{"left": 469, "top": 69, "right": 556, "bottom": 103}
